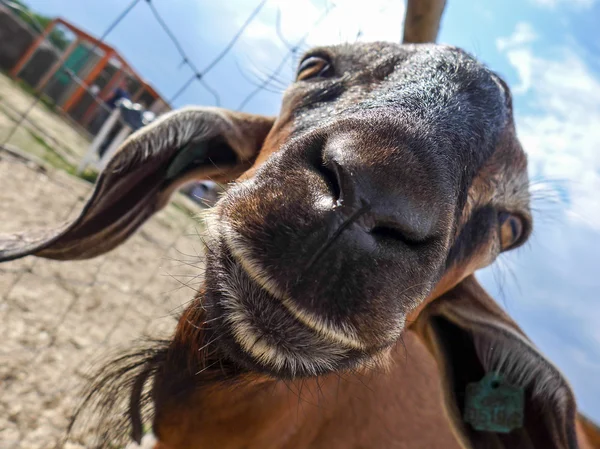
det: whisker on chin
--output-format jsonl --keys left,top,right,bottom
{"left": 196, "top": 333, "right": 223, "bottom": 353}
{"left": 196, "top": 359, "right": 222, "bottom": 375}
{"left": 164, "top": 272, "right": 202, "bottom": 293}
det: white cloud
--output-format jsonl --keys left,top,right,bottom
{"left": 198, "top": 0, "right": 404, "bottom": 111}
{"left": 224, "top": 0, "right": 405, "bottom": 76}
{"left": 305, "top": 0, "right": 406, "bottom": 45}
{"left": 498, "top": 24, "right": 600, "bottom": 229}
{"left": 263, "top": 0, "right": 405, "bottom": 46}
{"left": 529, "top": 0, "right": 596, "bottom": 9}
{"left": 496, "top": 22, "right": 538, "bottom": 51}
{"left": 179, "top": 0, "right": 404, "bottom": 112}
{"left": 504, "top": 48, "right": 535, "bottom": 94}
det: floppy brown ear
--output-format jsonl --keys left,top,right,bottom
{"left": 0, "top": 107, "right": 274, "bottom": 261}
{"left": 414, "top": 275, "right": 585, "bottom": 449}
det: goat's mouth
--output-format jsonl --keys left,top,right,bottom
{"left": 203, "top": 235, "right": 381, "bottom": 378}
{"left": 220, "top": 219, "right": 372, "bottom": 351}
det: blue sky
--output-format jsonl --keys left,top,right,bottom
{"left": 23, "top": 0, "right": 600, "bottom": 421}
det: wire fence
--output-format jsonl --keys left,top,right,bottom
{"left": 0, "top": 0, "right": 381, "bottom": 447}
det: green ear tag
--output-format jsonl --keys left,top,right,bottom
{"left": 165, "top": 142, "right": 209, "bottom": 180}
{"left": 464, "top": 372, "right": 524, "bottom": 433}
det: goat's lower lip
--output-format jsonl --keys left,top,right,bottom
{"left": 219, "top": 222, "right": 368, "bottom": 351}
{"left": 203, "top": 232, "right": 382, "bottom": 377}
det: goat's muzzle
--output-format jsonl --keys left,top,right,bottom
{"left": 201, "top": 117, "right": 457, "bottom": 377}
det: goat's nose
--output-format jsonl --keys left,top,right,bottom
{"left": 311, "top": 132, "right": 443, "bottom": 244}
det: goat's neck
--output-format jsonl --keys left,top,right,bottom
{"left": 155, "top": 375, "right": 338, "bottom": 448}
{"left": 153, "top": 305, "right": 460, "bottom": 449}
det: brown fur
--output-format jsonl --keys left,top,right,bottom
{"left": 154, "top": 330, "right": 459, "bottom": 449}
{"left": 579, "top": 416, "right": 600, "bottom": 449}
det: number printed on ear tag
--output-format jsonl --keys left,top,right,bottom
{"left": 464, "top": 372, "right": 524, "bottom": 433}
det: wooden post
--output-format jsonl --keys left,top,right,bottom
{"left": 35, "top": 38, "right": 80, "bottom": 91}
{"left": 403, "top": 0, "right": 447, "bottom": 44}
{"left": 62, "top": 49, "right": 113, "bottom": 113}
{"left": 10, "top": 18, "right": 59, "bottom": 78}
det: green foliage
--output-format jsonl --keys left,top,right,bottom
{"left": 73, "top": 167, "right": 98, "bottom": 184}
{"left": 27, "top": 130, "right": 99, "bottom": 184}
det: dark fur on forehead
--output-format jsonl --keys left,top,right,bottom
{"left": 294, "top": 43, "right": 508, "bottom": 148}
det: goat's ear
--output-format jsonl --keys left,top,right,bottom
{"left": 0, "top": 107, "right": 275, "bottom": 261}
{"left": 414, "top": 275, "right": 581, "bottom": 449}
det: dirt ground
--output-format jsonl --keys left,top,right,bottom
{"left": 0, "top": 151, "right": 208, "bottom": 448}
{"left": 0, "top": 71, "right": 92, "bottom": 165}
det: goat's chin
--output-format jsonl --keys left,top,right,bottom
{"left": 200, "top": 230, "right": 393, "bottom": 379}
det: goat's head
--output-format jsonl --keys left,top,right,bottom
{"left": 1, "top": 43, "right": 582, "bottom": 449}
{"left": 201, "top": 43, "right": 531, "bottom": 377}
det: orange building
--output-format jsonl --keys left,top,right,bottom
{"left": 9, "top": 16, "right": 171, "bottom": 135}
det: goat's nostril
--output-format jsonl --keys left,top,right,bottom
{"left": 314, "top": 159, "right": 342, "bottom": 204}
{"left": 370, "top": 223, "right": 428, "bottom": 247}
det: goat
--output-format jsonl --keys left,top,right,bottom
{"left": 1, "top": 13, "right": 599, "bottom": 449}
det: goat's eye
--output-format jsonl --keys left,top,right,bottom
{"left": 498, "top": 212, "right": 524, "bottom": 250}
{"left": 297, "top": 56, "right": 333, "bottom": 81}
